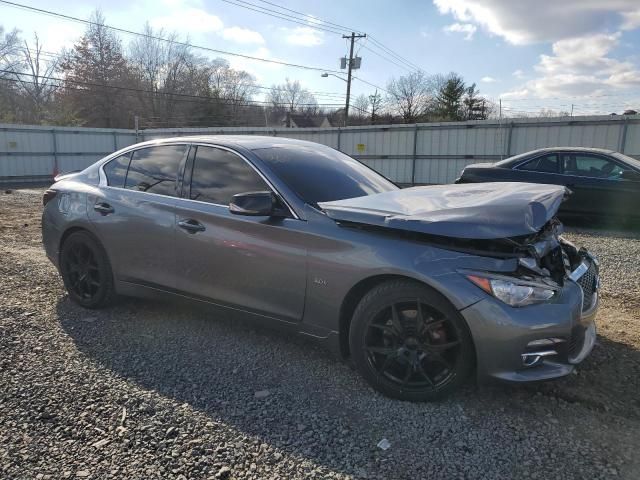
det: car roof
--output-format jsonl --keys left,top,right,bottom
{"left": 514, "top": 146, "right": 617, "bottom": 155}
{"left": 132, "top": 135, "right": 324, "bottom": 151}
{"left": 494, "top": 146, "right": 618, "bottom": 167}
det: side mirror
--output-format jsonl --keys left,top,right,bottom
{"left": 229, "top": 191, "right": 279, "bottom": 216}
{"left": 622, "top": 170, "right": 640, "bottom": 181}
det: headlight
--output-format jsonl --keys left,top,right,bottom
{"left": 466, "top": 274, "right": 556, "bottom": 307}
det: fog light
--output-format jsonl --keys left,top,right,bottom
{"left": 521, "top": 350, "right": 558, "bottom": 367}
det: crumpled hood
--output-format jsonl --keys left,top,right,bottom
{"left": 318, "top": 182, "right": 568, "bottom": 239}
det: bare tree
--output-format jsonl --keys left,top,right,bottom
{"left": 267, "top": 78, "right": 317, "bottom": 112}
{"left": 385, "top": 71, "right": 438, "bottom": 123}
{"left": 207, "top": 58, "right": 257, "bottom": 122}
{"left": 12, "top": 33, "right": 59, "bottom": 123}
{"left": 352, "top": 94, "right": 370, "bottom": 123}
{"left": 369, "top": 89, "right": 382, "bottom": 124}
{"left": 0, "top": 25, "right": 21, "bottom": 78}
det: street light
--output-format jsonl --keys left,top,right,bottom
{"left": 321, "top": 72, "right": 349, "bottom": 126}
{"left": 320, "top": 72, "right": 347, "bottom": 82}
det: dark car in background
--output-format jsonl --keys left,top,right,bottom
{"left": 43, "top": 137, "right": 599, "bottom": 401}
{"left": 456, "top": 147, "right": 640, "bottom": 223}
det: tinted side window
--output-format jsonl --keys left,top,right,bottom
{"left": 253, "top": 145, "right": 397, "bottom": 205}
{"left": 518, "top": 154, "right": 558, "bottom": 173}
{"left": 190, "top": 146, "right": 269, "bottom": 205}
{"left": 564, "top": 154, "right": 626, "bottom": 179}
{"left": 103, "top": 153, "right": 131, "bottom": 187}
{"left": 125, "top": 145, "right": 187, "bottom": 197}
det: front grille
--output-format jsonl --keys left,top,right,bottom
{"left": 577, "top": 262, "right": 597, "bottom": 312}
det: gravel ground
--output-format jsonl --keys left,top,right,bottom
{"left": 1, "top": 188, "right": 639, "bottom": 480}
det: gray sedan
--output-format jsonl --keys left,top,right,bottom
{"left": 42, "top": 136, "right": 599, "bottom": 401}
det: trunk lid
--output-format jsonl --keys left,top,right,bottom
{"left": 318, "top": 182, "right": 568, "bottom": 240}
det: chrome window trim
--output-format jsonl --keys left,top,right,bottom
{"left": 98, "top": 141, "right": 190, "bottom": 188}
{"left": 512, "top": 151, "right": 635, "bottom": 181}
{"left": 559, "top": 152, "right": 633, "bottom": 181}
{"left": 185, "top": 143, "right": 300, "bottom": 220}
{"left": 99, "top": 140, "right": 300, "bottom": 220}
{"left": 512, "top": 152, "right": 560, "bottom": 173}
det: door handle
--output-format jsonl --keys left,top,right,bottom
{"left": 94, "top": 202, "right": 114, "bottom": 215}
{"left": 178, "top": 219, "right": 206, "bottom": 233}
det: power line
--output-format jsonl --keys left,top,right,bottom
{"left": 0, "top": 70, "right": 345, "bottom": 108}
{"left": 16, "top": 49, "right": 349, "bottom": 100}
{"left": 220, "top": 0, "right": 425, "bottom": 74}
{"left": 499, "top": 91, "right": 640, "bottom": 102}
{"left": 367, "top": 35, "right": 425, "bottom": 73}
{"left": 359, "top": 44, "right": 415, "bottom": 74}
{"left": 251, "top": 0, "right": 425, "bottom": 74}
{"left": 254, "top": 0, "right": 364, "bottom": 34}
{"left": 351, "top": 75, "right": 391, "bottom": 95}
{"left": 0, "top": 0, "right": 344, "bottom": 74}
{"left": 219, "top": 0, "right": 345, "bottom": 35}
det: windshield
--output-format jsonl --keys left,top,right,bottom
{"left": 253, "top": 145, "right": 398, "bottom": 205}
{"left": 612, "top": 152, "right": 640, "bottom": 171}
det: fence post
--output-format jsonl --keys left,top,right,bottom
{"left": 506, "top": 122, "right": 514, "bottom": 157}
{"left": 112, "top": 131, "right": 118, "bottom": 151}
{"left": 619, "top": 117, "right": 629, "bottom": 154}
{"left": 411, "top": 124, "right": 419, "bottom": 185}
{"left": 51, "top": 129, "right": 58, "bottom": 177}
{"left": 337, "top": 127, "right": 342, "bottom": 151}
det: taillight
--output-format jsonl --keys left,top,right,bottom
{"left": 43, "top": 189, "right": 58, "bottom": 206}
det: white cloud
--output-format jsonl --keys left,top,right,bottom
{"left": 621, "top": 10, "right": 640, "bottom": 30}
{"left": 151, "top": 7, "right": 224, "bottom": 33}
{"left": 221, "top": 27, "right": 265, "bottom": 45}
{"left": 443, "top": 22, "right": 477, "bottom": 40}
{"left": 481, "top": 76, "right": 497, "bottom": 83}
{"left": 502, "top": 33, "right": 640, "bottom": 99}
{"left": 283, "top": 27, "right": 324, "bottom": 46}
{"left": 149, "top": 3, "right": 265, "bottom": 47}
{"left": 434, "top": 0, "right": 640, "bottom": 44}
{"left": 512, "top": 69, "right": 525, "bottom": 79}
{"left": 43, "top": 23, "right": 85, "bottom": 52}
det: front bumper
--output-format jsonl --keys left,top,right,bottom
{"left": 461, "top": 255, "right": 599, "bottom": 383}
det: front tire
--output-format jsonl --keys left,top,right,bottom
{"left": 60, "top": 231, "right": 116, "bottom": 309}
{"left": 349, "top": 280, "right": 474, "bottom": 401}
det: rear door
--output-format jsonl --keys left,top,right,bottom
{"left": 88, "top": 144, "right": 189, "bottom": 289}
{"left": 560, "top": 152, "right": 635, "bottom": 218}
{"left": 512, "top": 153, "right": 566, "bottom": 185}
{"left": 174, "top": 145, "right": 307, "bottom": 322}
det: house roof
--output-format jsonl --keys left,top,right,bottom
{"left": 288, "top": 114, "right": 328, "bottom": 128}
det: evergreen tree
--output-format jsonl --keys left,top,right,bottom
{"left": 435, "top": 73, "right": 466, "bottom": 121}
{"left": 59, "top": 10, "right": 132, "bottom": 127}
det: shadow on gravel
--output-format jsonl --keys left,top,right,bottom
{"left": 56, "top": 294, "right": 640, "bottom": 477}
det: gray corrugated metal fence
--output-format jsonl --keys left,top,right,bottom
{"left": 1, "top": 115, "right": 639, "bottom": 185}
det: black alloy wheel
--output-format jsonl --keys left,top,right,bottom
{"left": 350, "top": 280, "right": 474, "bottom": 401}
{"left": 60, "top": 231, "right": 116, "bottom": 309}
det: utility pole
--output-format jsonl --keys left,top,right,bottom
{"left": 343, "top": 32, "right": 366, "bottom": 127}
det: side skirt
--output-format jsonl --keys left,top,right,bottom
{"left": 114, "top": 279, "right": 342, "bottom": 356}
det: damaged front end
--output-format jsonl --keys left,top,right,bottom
{"left": 319, "top": 182, "right": 599, "bottom": 379}
{"left": 459, "top": 218, "right": 600, "bottom": 378}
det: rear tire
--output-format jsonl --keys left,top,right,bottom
{"left": 60, "top": 231, "right": 116, "bottom": 309}
{"left": 349, "top": 280, "right": 474, "bottom": 401}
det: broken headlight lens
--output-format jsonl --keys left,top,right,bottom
{"left": 466, "top": 275, "right": 556, "bottom": 307}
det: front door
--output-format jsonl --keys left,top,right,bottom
{"left": 560, "top": 152, "right": 637, "bottom": 219}
{"left": 174, "top": 145, "right": 307, "bottom": 323}
{"left": 88, "top": 144, "right": 188, "bottom": 289}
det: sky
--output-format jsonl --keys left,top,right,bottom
{"left": 2, "top": 0, "right": 640, "bottom": 116}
